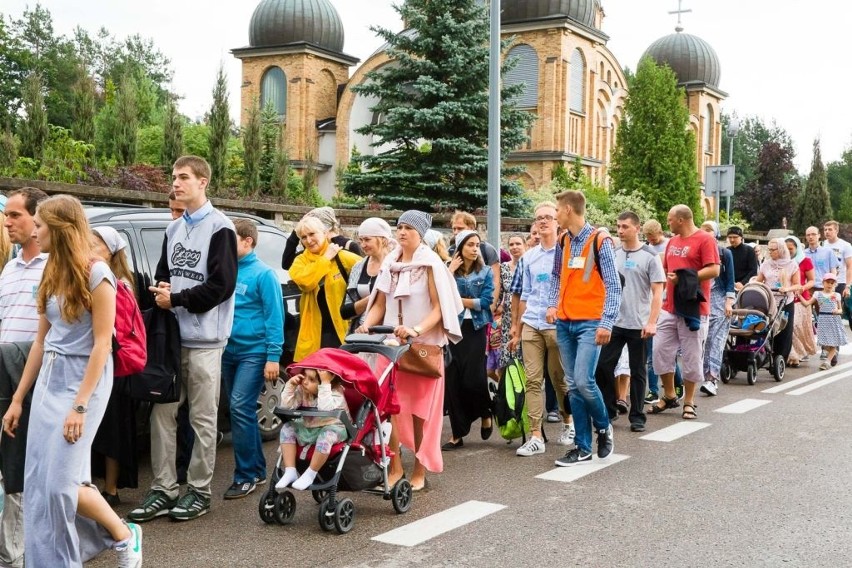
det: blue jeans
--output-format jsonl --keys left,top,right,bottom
{"left": 221, "top": 351, "right": 267, "bottom": 484}
{"left": 646, "top": 336, "right": 683, "bottom": 394}
{"left": 556, "top": 319, "right": 609, "bottom": 454}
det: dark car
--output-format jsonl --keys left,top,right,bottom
{"left": 85, "top": 204, "right": 300, "bottom": 440}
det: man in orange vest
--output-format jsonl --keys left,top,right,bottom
{"left": 546, "top": 190, "right": 622, "bottom": 466}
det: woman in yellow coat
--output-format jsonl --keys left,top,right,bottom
{"left": 289, "top": 215, "right": 361, "bottom": 361}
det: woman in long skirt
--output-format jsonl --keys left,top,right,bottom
{"left": 785, "top": 237, "right": 817, "bottom": 366}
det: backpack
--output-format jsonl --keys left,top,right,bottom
{"left": 112, "top": 280, "right": 147, "bottom": 377}
{"left": 127, "top": 307, "right": 181, "bottom": 403}
{"left": 493, "top": 358, "right": 530, "bottom": 442}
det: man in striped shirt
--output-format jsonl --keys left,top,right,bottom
{"left": 0, "top": 187, "right": 48, "bottom": 568}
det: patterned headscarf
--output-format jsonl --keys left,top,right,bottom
{"left": 307, "top": 206, "right": 339, "bottom": 232}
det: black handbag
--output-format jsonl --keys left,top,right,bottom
{"left": 126, "top": 307, "right": 181, "bottom": 403}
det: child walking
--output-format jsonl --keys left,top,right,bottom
{"left": 798, "top": 273, "right": 847, "bottom": 370}
{"left": 275, "top": 368, "right": 350, "bottom": 492}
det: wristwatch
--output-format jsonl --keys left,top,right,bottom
{"left": 72, "top": 403, "right": 87, "bottom": 414}
{"left": 413, "top": 326, "right": 423, "bottom": 336}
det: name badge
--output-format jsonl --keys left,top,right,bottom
{"left": 536, "top": 272, "right": 549, "bottom": 283}
{"left": 624, "top": 259, "right": 637, "bottom": 270}
{"left": 568, "top": 256, "right": 586, "bottom": 269}
{"left": 235, "top": 283, "right": 248, "bottom": 296}
{"left": 32, "top": 284, "right": 38, "bottom": 298}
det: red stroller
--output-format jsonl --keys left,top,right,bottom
{"left": 257, "top": 334, "right": 412, "bottom": 534}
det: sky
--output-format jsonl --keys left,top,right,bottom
{"left": 6, "top": 0, "right": 851, "bottom": 172}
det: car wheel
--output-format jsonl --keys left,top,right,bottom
{"left": 257, "top": 377, "right": 284, "bottom": 441}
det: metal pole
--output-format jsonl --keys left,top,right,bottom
{"left": 487, "top": 0, "right": 501, "bottom": 249}
{"left": 715, "top": 171, "right": 721, "bottom": 225}
{"left": 727, "top": 130, "right": 735, "bottom": 220}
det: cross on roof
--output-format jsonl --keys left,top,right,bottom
{"left": 668, "top": 0, "right": 692, "bottom": 32}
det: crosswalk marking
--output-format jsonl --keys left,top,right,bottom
{"left": 639, "top": 421, "right": 711, "bottom": 442}
{"left": 762, "top": 362, "right": 852, "bottom": 394}
{"left": 535, "top": 453, "right": 629, "bottom": 483}
{"left": 714, "top": 399, "right": 772, "bottom": 414}
{"left": 371, "top": 501, "right": 506, "bottom": 547}
{"left": 787, "top": 372, "right": 850, "bottom": 396}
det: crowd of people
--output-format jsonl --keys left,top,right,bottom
{"left": 0, "top": 154, "right": 849, "bottom": 566}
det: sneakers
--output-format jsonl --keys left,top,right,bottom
{"left": 674, "top": 385, "right": 684, "bottom": 400}
{"left": 545, "top": 410, "right": 561, "bottom": 423}
{"left": 116, "top": 522, "right": 142, "bottom": 568}
{"left": 644, "top": 391, "right": 659, "bottom": 405}
{"left": 554, "top": 448, "right": 592, "bottom": 467}
{"left": 127, "top": 490, "right": 177, "bottom": 523}
{"left": 557, "top": 424, "right": 576, "bottom": 446}
{"left": 169, "top": 489, "right": 210, "bottom": 521}
{"left": 223, "top": 481, "right": 256, "bottom": 500}
{"left": 515, "top": 436, "right": 545, "bottom": 456}
{"left": 819, "top": 362, "right": 829, "bottom": 370}
{"left": 254, "top": 476, "right": 267, "bottom": 486}
{"left": 596, "top": 425, "right": 614, "bottom": 459}
{"left": 700, "top": 380, "right": 718, "bottom": 396}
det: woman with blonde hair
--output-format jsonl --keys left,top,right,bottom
{"left": 2, "top": 195, "right": 141, "bottom": 566}
{"left": 290, "top": 215, "right": 361, "bottom": 361}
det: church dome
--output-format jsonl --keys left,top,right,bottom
{"left": 248, "top": 0, "right": 344, "bottom": 52}
{"left": 501, "top": 0, "right": 599, "bottom": 29}
{"left": 642, "top": 31, "right": 721, "bottom": 88}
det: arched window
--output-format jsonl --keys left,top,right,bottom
{"left": 570, "top": 49, "right": 586, "bottom": 112}
{"left": 261, "top": 66, "right": 287, "bottom": 120}
{"left": 703, "top": 104, "right": 713, "bottom": 153}
{"left": 504, "top": 44, "right": 539, "bottom": 109}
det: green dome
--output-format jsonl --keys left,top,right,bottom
{"left": 248, "top": 0, "right": 344, "bottom": 52}
{"left": 643, "top": 32, "right": 721, "bottom": 88}
{"left": 501, "top": 0, "right": 599, "bottom": 28}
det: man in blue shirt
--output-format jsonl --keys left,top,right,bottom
{"left": 804, "top": 226, "right": 839, "bottom": 290}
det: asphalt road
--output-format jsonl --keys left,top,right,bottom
{"left": 87, "top": 345, "right": 852, "bottom": 568}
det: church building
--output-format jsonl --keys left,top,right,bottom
{"left": 232, "top": 0, "right": 726, "bottom": 211}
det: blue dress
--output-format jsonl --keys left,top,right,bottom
{"left": 23, "top": 261, "right": 117, "bottom": 566}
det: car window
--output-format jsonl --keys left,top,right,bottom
{"left": 140, "top": 228, "right": 165, "bottom": 277}
{"left": 256, "top": 228, "right": 290, "bottom": 285}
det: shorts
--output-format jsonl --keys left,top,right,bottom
{"left": 486, "top": 350, "right": 501, "bottom": 372}
{"left": 652, "top": 311, "right": 708, "bottom": 383}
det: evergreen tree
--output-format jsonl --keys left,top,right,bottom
{"left": 259, "top": 102, "right": 279, "bottom": 192}
{"left": 827, "top": 145, "right": 852, "bottom": 222}
{"left": 270, "top": 122, "right": 289, "bottom": 198}
{"left": 19, "top": 72, "right": 49, "bottom": 161}
{"left": 241, "top": 100, "right": 262, "bottom": 195}
{"left": 161, "top": 94, "right": 183, "bottom": 168}
{"left": 208, "top": 63, "right": 230, "bottom": 190}
{"left": 94, "top": 78, "right": 118, "bottom": 161}
{"left": 0, "top": 123, "right": 16, "bottom": 170}
{"left": 114, "top": 73, "right": 138, "bottom": 165}
{"left": 793, "top": 138, "right": 833, "bottom": 232}
{"left": 734, "top": 141, "right": 798, "bottom": 230}
{"left": 610, "top": 57, "right": 700, "bottom": 219}
{"left": 343, "top": 0, "right": 534, "bottom": 215}
{"left": 70, "top": 72, "right": 96, "bottom": 143}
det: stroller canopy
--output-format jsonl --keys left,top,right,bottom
{"left": 287, "top": 348, "right": 381, "bottom": 405}
{"left": 737, "top": 282, "right": 777, "bottom": 315}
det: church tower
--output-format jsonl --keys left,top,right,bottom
{"left": 232, "top": 0, "right": 359, "bottom": 197}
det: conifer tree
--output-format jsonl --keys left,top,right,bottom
{"left": 161, "top": 94, "right": 183, "bottom": 168}
{"left": 19, "top": 72, "right": 49, "bottom": 161}
{"left": 0, "top": 124, "right": 17, "bottom": 170}
{"left": 114, "top": 73, "right": 138, "bottom": 165}
{"left": 71, "top": 73, "right": 96, "bottom": 144}
{"left": 270, "top": 123, "right": 290, "bottom": 198}
{"left": 241, "top": 100, "right": 262, "bottom": 195}
{"left": 208, "top": 63, "right": 230, "bottom": 190}
{"left": 610, "top": 57, "right": 700, "bottom": 219}
{"left": 343, "top": 0, "right": 534, "bottom": 215}
{"left": 793, "top": 138, "right": 833, "bottom": 232}
{"left": 259, "top": 102, "right": 279, "bottom": 192}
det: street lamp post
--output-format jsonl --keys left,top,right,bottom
{"left": 487, "top": 0, "right": 501, "bottom": 250}
{"left": 726, "top": 118, "right": 740, "bottom": 219}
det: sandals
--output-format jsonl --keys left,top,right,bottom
{"left": 647, "top": 395, "right": 680, "bottom": 414}
{"left": 682, "top": 403, "right": 698, "bottom": 420}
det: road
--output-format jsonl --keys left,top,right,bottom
{"left": 88, "top": 346, "right": 852, "bottom": 568}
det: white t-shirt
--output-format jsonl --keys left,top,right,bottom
{"left": 823, "top": 238, "right": 852, "bottom": 284}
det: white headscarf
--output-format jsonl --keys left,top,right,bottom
{"left": 92, "top": 226, "right": 128, "bottom": 255}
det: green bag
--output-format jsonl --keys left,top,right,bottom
{"left": 493, "top": 358, "right": 531, "bottom": 441}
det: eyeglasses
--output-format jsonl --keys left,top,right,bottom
{"left": 767, "top": 247, "right": 779, "bottom": 251}
{"left": 535, "top": 215, "right": 555, "bottom": 223}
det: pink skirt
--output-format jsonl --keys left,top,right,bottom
{"left": 393, "top": 361, "right": 445, "bottom": 473}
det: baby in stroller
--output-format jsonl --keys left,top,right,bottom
{"left": 275, "top": 368, "right": 351, "bottom": 491}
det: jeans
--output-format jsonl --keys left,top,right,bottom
{"left": 646, "top": 336, "right": 683, "bottom": 394}
{"left": 556, "top": 319, "right": 609, "bottom": 454}
{"left": 221, "top": 351, "right": 268, "bottom": 484}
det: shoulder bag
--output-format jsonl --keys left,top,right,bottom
{"left": 396, "top": 299, "right": 443, "bottom": 379}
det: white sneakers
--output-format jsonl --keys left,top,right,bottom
{"left": 516, "top": 436, "right": 545, "bottom": 456}
{"left": 700, "top": 380, "right": 718, "bottom": 396}
{"left": 557, "top": 423, "right": 576, "bottom": 446}
{"left": 116, "top": 522, "right": 142, "bottom": 568}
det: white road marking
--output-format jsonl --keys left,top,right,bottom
{"left": 639, "top": 421, "right": 711, "bottom": 442}
{"left": 787, "top": 372, "right": 850, "bottom": 396}
{"left": 714, "top": 399, "right": 772, "bottom": 414}
{"left": 535, "top": 453, "right": 629, "bottom": 482}
{"left": 761, "top": 362, "right": 852, "bottom": 394}
{"left": 371, "top": 500, "right": 506, "bottom": 547}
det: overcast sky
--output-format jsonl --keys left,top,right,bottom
{"left": 6, "top": 0, "right": 850, "bottom": 172}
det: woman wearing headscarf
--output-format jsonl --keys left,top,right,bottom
{"left": 340, "top": 218, "right": 394, "bottom": 332}
{"left": 699, "top": 221, "right": 735, "bottom": 395}
{"left": 498, "top": 234, "right": 526, "bottom": 369}
{"left": 289, "top": 216, "right": 361, "bottom": 361}
{"left": 281, "top": 206, "right": 362, "bottom": 270}
{"left": 360, "top": 210, "right": 463, "bottom": 492}
{"left": 754, "top": 237, "right": 798, "bottom": 363}
{"left": 785, "top": 236, "right": 817, "bottom": 366}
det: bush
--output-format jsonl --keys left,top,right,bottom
{"left": 82, "top": 163, "right": 169, "bottom": 193}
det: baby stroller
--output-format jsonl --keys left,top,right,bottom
{"left": 721, "top": 281, "right": 788, "bottom": 385}
{"left": 257, "top": 331, "right": 412, "bottom": 534}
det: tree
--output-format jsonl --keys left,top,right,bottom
{"left": 270, "top": 125, "right": 290, "bottom": 198}
{"left": 94, "top": 78, "right": 118, "bottom": 161}
{"left": 114, "top": 74, "right": 139, "bottom": 165}
{"left": 720, "top": 113, "right": 794, "bottom": 197}
{"left": 206, "top": 64, "right": 230, "bottom": 190}
{"left": 19, "top": 72, "right": 49, "bottom": 161}
{"left": 792, "top": 138, "right": 833, "bottom": 232}
{"left": 0, "top": 123, "right": 16, "bottom": 170}
{"left": 733, "top": 141, "right": 799, "bottom": 230}
{"left": 826, "top": 144, "right": 852, "bottom": 222}
{"left": 161, "top": 95, "right": 183, "bottom": 168}
{"left": 241, "top": 101, "right": 262, "bottom": 195}
{"left": 70, "top": 72, "right": 96, "bottom": 143}
{"left": 609, "top": 57, "right": 700, "bottom": 219}
{"left": 343, "top": 0, "right": 534, "bottom": 215}
{"left": 259, "top": 102, "right": 280, "bottom": 192}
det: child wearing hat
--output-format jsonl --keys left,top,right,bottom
{"left": 798, "top": 272, "right": 846, "bottom": 370}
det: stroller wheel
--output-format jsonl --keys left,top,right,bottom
{"left": 258, "top": 490, "right": 277, "bottom": 524}
{"left": 318, "top": 496, "right": 336, "bottom": 532}
{"left": 334, "top": 498, "right": 356, "bottom": 534}
{"left": 772, "top": 355, "right": 785, "bottom": 382}
{"left": 720, "top": 362, "right": 732, "bottom": 384}
{"left": 746, "top": 363, "right": 757, "bottom": 385}
{"left": 273, "top": 491, "right": 296, "bottom": 525}
{"left": 312, "top": 489, "right": 328, "bottom": 504}
{"left": 391, "top": 478, "right": 413, "bottom": 514}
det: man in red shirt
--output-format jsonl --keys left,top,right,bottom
{"left": 649, "top": 205, "right": 720, "bottom": 420}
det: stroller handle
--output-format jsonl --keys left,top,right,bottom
{"left": 368, "top": 325, "right": 396, "bottom": 334}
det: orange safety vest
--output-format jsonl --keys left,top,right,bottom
{"left": 557, "top": 230, "right": 609, "bottom": 321}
